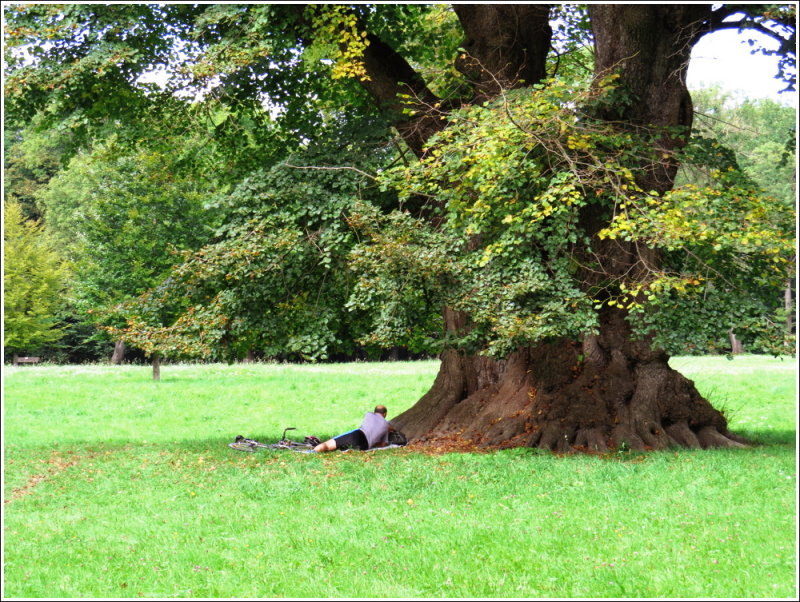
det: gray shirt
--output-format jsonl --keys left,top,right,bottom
{"left": 359, "top": 412, "right": 389, "bottom": 449}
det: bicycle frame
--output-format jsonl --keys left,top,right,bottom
{"left": 228, "top": 428, "right": 311, "bottom": 453}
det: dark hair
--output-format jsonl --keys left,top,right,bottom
{"left": 374, "top": 405, "right": 387, "bottom": 416}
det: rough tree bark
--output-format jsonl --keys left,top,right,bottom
{"left": 111, "top": 340, "right": 126, "bottom": 364}
{"left": 785, "top": 272, "right": 795, "bottom": 340}
{"left": 152, "top": 353, "right": 161, "bottom": 382}
{"left": 729, "top": 329, "right": 745, "bottom": 355}
{"left": 360, "top": 4, "right": 749, "bottom": 451}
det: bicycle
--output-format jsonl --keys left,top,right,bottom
{"left": 228, "top": 428, "right": 319, "bottom": 453}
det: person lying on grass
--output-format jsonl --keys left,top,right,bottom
{"left": 313, "top": 405, "right": 395, "bottom": 452}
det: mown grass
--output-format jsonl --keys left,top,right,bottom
{"left": 3, "top": 356, "right": 797, "bottom": 598}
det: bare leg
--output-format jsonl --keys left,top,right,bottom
{"left": 313, "top": 438, "right": 337, "bottom": 453}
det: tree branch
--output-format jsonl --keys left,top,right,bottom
{"left": 453, "top": 4, "right": 553, "bottom": 102}
{"left": 357, "top": 32, "right": 446, "bottom": 158}
{"left": 281, "top": 163, "right": 377, "bottom": 181}
{"left": 356, "top": 6, "right": 555, "bottom": 156}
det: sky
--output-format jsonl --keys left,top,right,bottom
{"left": 688, "top": 27, "right": 797, "bottom": 106}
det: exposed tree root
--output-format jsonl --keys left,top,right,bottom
{"left": 394, "top": 313, "right": 749, "bottom": 454}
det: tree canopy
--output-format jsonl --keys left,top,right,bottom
{"left": 3, "top": 199, "right": 70, "bottom": 354}
{"left": 4, "top": 4, "right": 794, "bottom": 362}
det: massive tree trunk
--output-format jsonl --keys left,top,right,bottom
{"left": 396, "top": 310, "right": 747, "bottom": 452}
{"left": 364, "top": 5, "right": 748, "bottom": 451}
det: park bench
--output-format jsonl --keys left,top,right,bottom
{"left": 13, "top": 356, "right": 41, "bottom": 366}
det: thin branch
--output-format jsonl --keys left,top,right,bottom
{"left": 281, "top": 163, "right": 378, "bottom": 181}
{"left": 692, "top": 109, "right": 762, "bottom": 137}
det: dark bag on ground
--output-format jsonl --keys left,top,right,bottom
{"left": 388, "top": 430, "right": 408, "bottom": 446}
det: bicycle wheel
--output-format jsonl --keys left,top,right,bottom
{"left": 228, "top": 441, "right": 258, "bottom": 452}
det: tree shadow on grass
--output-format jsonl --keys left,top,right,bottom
{"left": 736, "top": 429, "right": 796, "bottom": 447}
{"left": 197, "top": 430, "right": 795, "bottom": 457}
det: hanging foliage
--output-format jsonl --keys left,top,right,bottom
{"left": 348, "top": 78, "right": 795, "bottom": 357}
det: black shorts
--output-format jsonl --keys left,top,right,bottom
{"left": 333, "top": 429, "right": 369, "bottom": 451}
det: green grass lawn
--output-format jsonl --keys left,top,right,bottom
{"left": 3, "top": 356, "right": 797, "bottom": 598}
